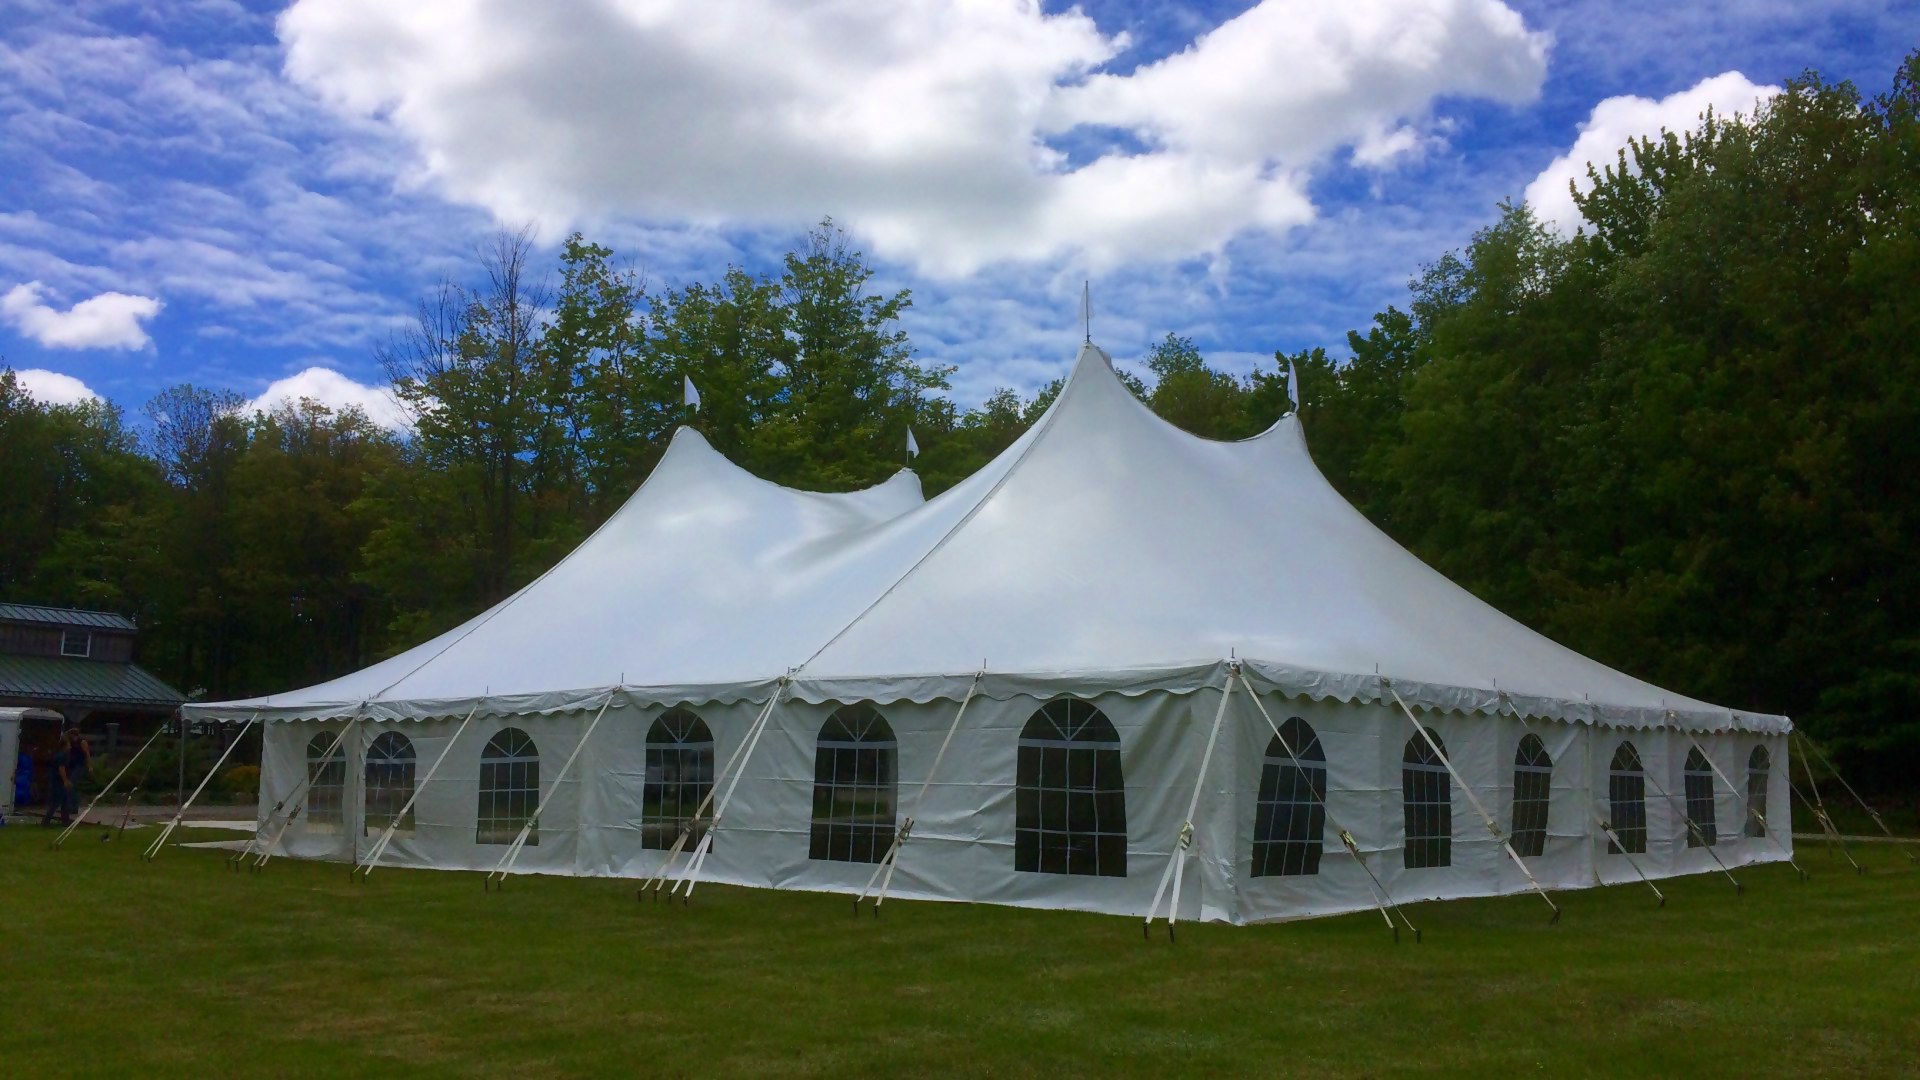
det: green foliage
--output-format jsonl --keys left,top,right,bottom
{"left": 219, "top": 763, "right": 260, "bottom": 797}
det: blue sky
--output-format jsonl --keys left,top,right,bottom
{"left": 1, "top": 0, "right": 1912, "bottom": 425}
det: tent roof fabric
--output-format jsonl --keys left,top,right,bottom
{"left": 186, "top": 345, "right": 1788, "bottom": 735}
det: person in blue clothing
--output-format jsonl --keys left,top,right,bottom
{"left": 39, "top": 732, "right": 71, "bottom": 827}
{"left": 12, "top": 746, "right": 29, "bottom": 809}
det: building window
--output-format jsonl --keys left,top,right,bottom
{"left": 1608, "top": 742, "right": 1647, "bottom": 854}
{"left": 1252, "top": 716, "right": 1325, "bottom": 877}
{"left": 1684, "top": 747, "right": 1718, "bottom": 847}
{"left": 1745, "top": 745, "right": 1770, "bottom": 838}
{"left": 305, "top": 732, "right": 346, "bottom": 832}
{"left": 642, "top": 708, "right": 714, "bottom": 850}
{"left": 1016, "top": 698, "right": 1127, "bottom": 877}
{"left": 60, "top": 629, "right": 91, "bottom": 657}
{"left": 1510, "top": 733, "right": 1552, "bottom": 858}
{"left": 1402, "top": 728, "right": 1452, "bottom": 869}
{"left": 364, "top": 731, "right": 416, "bottom": 835}
{"left": 809, "top": 704, "right": 896, "bottom": 864}
{"left": 478, "top": 728, "right": 539, "bottom": 846}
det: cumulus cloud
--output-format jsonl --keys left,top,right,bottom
{"left": 11, "top": 367, "right": 101, "bottom": 406}
{"left": 279, "top": 0, "right": 1550, "bottom": 275}
{"left": 1524, "top": 71, "right": 1779, "bottom": 233}
{"left": 248, "top": 365, "right": 411, "bottom": 430}
{"left": 1, "top": 281, "right": 163, "bottom": 349}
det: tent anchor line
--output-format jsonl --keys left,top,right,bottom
{"left": 1796, "top": 732, "right": 1914, "bottom": 867}
{"left": 1384, "top": 680, "right": 1561, "bottom": 925}
{"left": 1144, "top": 665, "right": 1235, "bottom": 943}
{"left": 51, "top": 724, "right": 166, "bottom": 851}
{"left": 1686, "top": 735, "right": 1806, "bottom": 881}
{"left": 1631, "top": 731, "right": 1741, "bottom": 895}
{"left": 356, "top": 702, "right": 482, "bottom": 882}
{"left": 1787, "top": 772, "right": 1865, "bottom": 875}
{"left": 143, "top": 712, "right": 262, "bottom": 862}
{"left": 485, "top": 689, "right": 619, "bottom": 892}
{"left": 1594, "top": 813, "right": 1667, "bottom": 907}
{"left": 241, "top": 707, "right": 363, "bottom": 873}
{"left": 1240, "top": 671, "right": 1416, "bottom": 943}
{"left": 639, "top": 675, "right": 790, "bottom": 906}
{"left": 858, "top": 667, "right": 986, "bottom": 918}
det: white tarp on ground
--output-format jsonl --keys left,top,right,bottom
{"left": 190, "top": 343, "right": 1791, "bottom": 921}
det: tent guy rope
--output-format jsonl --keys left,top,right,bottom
{"left": 357, "top": 702, "right": 483, "bottom": 881}
{"left": 1144, "top": 667, "right": 1234, "bottom": 941}
{"left": 144, "top": 712, "right": 260, "bottom": 862}
{"left": 485, "top": 689, "right": 620, "bottom": 890}
{"left": 50, "top": 723, "right": 165, "bottom": 851}
{"left": 859, "top": 668, "right": 985, "bottom": 915}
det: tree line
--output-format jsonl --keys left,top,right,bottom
{"left": 3, "top": 55, "right": 1914, "bottom": 791}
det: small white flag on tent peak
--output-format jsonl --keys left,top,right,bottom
{"left": 1286, "top": 357, "right": 1300, "bottom": 413}
{"left": 683, "top": 375, "right": 701, "bottom": 411}
{"left": 906, "top": 428, "right": 919, "bottom": 459}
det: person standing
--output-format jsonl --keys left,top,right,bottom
{"left": 39, "top": 732, "right": 71, "bottom": 827}
{"left": 65, "top": 726, "right": 90, "bottom": 822}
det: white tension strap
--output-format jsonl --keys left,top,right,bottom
{"left": 356, "top": 701, "right": 483, "bottom": 881}
{"left": 52, "top": 723, "right": 166, "bottom": 851}
{"left": 486, "top": 688, "right": 620, "bottom": 889}
{"left": 1797, "top": 732, "right": 1916, "bottom": 865}
{"left": 1383, "top": 680, "right": 1560, "bottom": 923}
{"left": 145, "top": 711, "right": 262, "bottom": 863}
{"left": 641, "top": 681, "right": 787, "bottom": 900}
{"left": 1685, "top": 734, "right": 1804, "bottom": 878}
{"left": 1240, "top": 672, "right": 1414, "bottom": 939}
{"left": 676, "top": 675, "right": 791, "bottom": 899}
{"left": 1631, "top": 734, "right": 1742, "bottom": 893}
{"left": 248, "top": 707, "right": 364, "bottom": 870}
{"left": 1591, "top": 812, "right": 1666, "bottom": 906}
{"left": 860, "top": 668, "right": 985, "bottom": 914}
{"left": 1144, "top": 670, "right": 1235, "bottom": 940}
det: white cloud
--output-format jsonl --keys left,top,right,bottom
{"left": 248, "top": 365, "right": 410, "bottom": 430}
{"left": 12, "top": 367, "right": 100, "bottom": 405}
{"left": 279, "top": 0, "right": 1549, "bottom": 276}
{"left": 1, "top": 281, "right": 162, "bottom": 349}
{"left": 1524, "top": 71, "right": 1779, "bottom": 234}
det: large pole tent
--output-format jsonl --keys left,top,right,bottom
{"left": 182, "top": 344, "right": 1793, "bottom": 923}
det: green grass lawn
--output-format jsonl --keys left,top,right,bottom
{"left": 1, "top": 825, "right": 1914, "bottom": 1078}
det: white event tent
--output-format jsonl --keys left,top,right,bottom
{"left": 184, "top": 343, "right": 1792, "bottom": 923}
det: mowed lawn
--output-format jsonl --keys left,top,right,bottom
{"left": 0, "top": 826, "right": 1914, "bottom": 1077}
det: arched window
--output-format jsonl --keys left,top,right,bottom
{"left": 1510, "top": 733, "right": 1552, "bottom": 858}
{"left": 1684, "top": 747, "right": 1717, "bottom": 847}
{"left": 305, "top": 731, "right": 346, "bottom": 832}
{"left": 810, "top": 704, "right": 896, "bottom": 864}
{"left": 1402, "top": 728, "right": 1452, "bottom": 869}
{"left": 1745, "top": 745, "right": 1770, "bottom": 838}
{"left": 1608, "top": 741, "right": 1647, "bottom": 854}
{"left": 1253, "top": 717, "right": 1325, "bottom": 877}
{"left": 478, "top": 728, "right": 539, "bottom": 846}
{"left": 364, "top": 731, "right": 416, "bottom": 835}
{"left": 642, "top": 708, "right": 714, "bottom": 850}
{"left": 1016, "top": 698, "right": 1127, "bottom": 877}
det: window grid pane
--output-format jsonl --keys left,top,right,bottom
{"left": 306, "top": 733, "right": 346, "bottom": 833}
{"left": 642, "top": 709, "right": 715, "bottom": 851}
{"left": 1402, "top": 729, "right": 1452, "bottom": 869}
{"left": 1745, "top": 745, "right": 1770, "bottom": 838}
{"left": 1684, "top": 750, "right": 1717, "bottom": 848}
{"left": 1510, "top": 734, "right": 1552, "bottom": 858}
{"left": 478, "top": 728, "right": 539, "bottom": 846}
{"left": 1608, "top": 742, "right": 1646, "bottom": 854}
{"left": 364, "top": 731, "right": 416, "bottom": 835}
{"left": 1016, "top": 699, "right": 1127, "bottom": 878}
{"left": 1253, "top": 717, "right": 1325, "bottom": 878}
{"left": 809, "top": 705, "right": 896, "bottom": 864}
